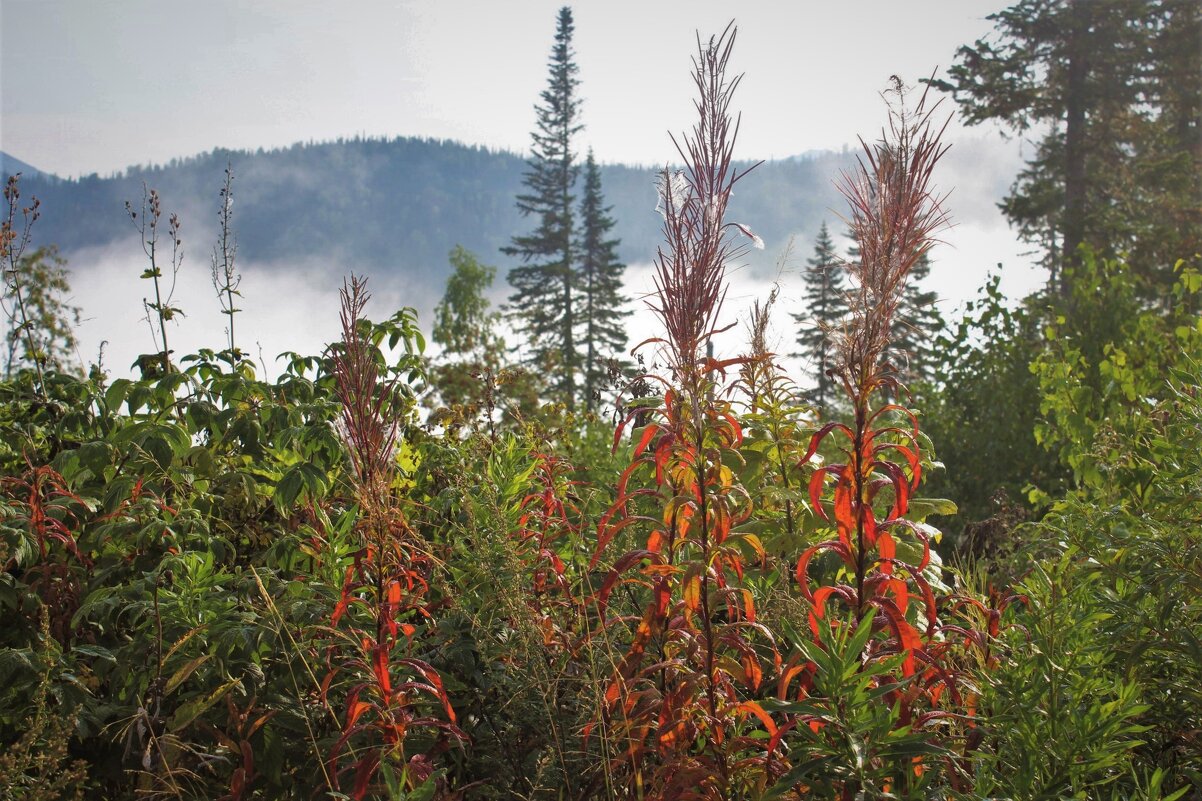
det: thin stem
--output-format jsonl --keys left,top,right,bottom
{"left": 2, "top": 176, "right": 47, "bottom": 394}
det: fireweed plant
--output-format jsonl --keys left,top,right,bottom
{"left": 587, "top": 25, "right": 784, "bottom": 799}
{"left": 780, "top": 81, "right": 990, "bottom": 796}
{"left": 323, "top": 277, "right": 462, "bottom": 799}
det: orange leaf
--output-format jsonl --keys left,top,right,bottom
{"left": 833, "top": 480, "right": 854, "bottom": 547}
{"left": 682, "top": 572, "right": 702, "bottom": 615}
{"left": 741, "top": 652, "right": 763, "bottom": 691}
{"left": 877, "top": 531, "right": 895, "bottom": 574}
{"left": 633, "top": 423, "right": 660, "bottom": 458}
{"left": 345, "top": 699, "right": 371, "bottom": 730}
{"left": 735, "top": 700, "right": 777, "bottom": 737}
{"left": 646, "top": 529, "right": 666, "bottom": 553}
{"left": 372, "top": 645, "right": 391, "bottom": 695}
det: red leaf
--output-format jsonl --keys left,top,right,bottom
{"left": 875, "top": 440, "right": 922, "bottom": 485}
{"left": 808, "top": 465, "right": 841, "bottom": 521}
{"left": 862, "top": 504, "right": 878, "bottom": 548}
{"left": 398, "top": 658, "right": 457, "bottom": 723}
{"left": 741, "top": 651, "right": 763, "bottom": 691}
{"left": 332, "top": 597, "right": 350, "bottom": 627}
{"left": 351, "top": 752, "right": 381, "bottom": 800}
{"left": 229, "top": 768, "right": 246, "bottom": 801}
{"left": 877, "top": 460, "right": 911, "bottom": 518}
{"left": 801, "top": 422, "right": 853, "bottom": 464}
{"left": 877, "top": 531, "right": 895, "bottom": 574}
{"left": 868, "top": 403, "right": 919, "bottom": 437}
{"left": 646, "top": 529, "right": 666, "bottom": 553}
{"left": 633, "top": 423, "right": 660, "bottom": 458}
{"left": 887, "top": 576, "right": 909, "bottom": 614}
{"left": 795, "top": 540, "right": 853, "bottom": 598}
{"left": 833, "top": 479, "right": 855, "bottom": 547}
{"left": 735, "top": 700, "right": 777, "bottom": 737}
{"left": 721, "top": 411, "right": 743, "bottom": 446}
{"left": 595, "top": 549, "right": 661, "bottom": 610}
{"left": 372, "top": 645, "right": 391, "bottom": 695}
{"left": 345, "top": 698, "right": 371, "bottom": 730}
{"left": 240, "top": 740, "right": 254, "bottom": 776}
{"left": 869, "top": 597, "right": 923, "bottom": 676}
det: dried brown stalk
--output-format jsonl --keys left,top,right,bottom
{"left": 833, "top": 77, "right": 952, "bottom": 401}
{"left": 647, "top": 22, "right": 763, "bottom": 387}
{"left": 332, "top": 275, "right": 399, "bottom": 513}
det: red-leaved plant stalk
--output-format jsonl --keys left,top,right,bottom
{"left": 587, "top": 24, "right": 784, "bottom": 800}
{"left": 782, "top": 80, "right": 975, "bottom": 793}
{"left": 1, "top": 463, "right": 91, "bottom": 645}
{"left": 798, "top": 78, "right": 951, "bottom": 663}
{"left": 323, "top": 276, "right": 462, "bottom": 799}
{"left": 515, "top": 452, "right": 585, "bottom": 649}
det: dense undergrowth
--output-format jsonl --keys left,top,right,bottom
{"left": 2, "top": 23, "right": 1200, "bottom": 801}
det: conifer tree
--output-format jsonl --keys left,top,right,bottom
{"left": 577, "top": 149, "right": 628, "bottom": 410}
{"left": 891, "top": 252, "right": 944, "bottom": 385}
{"left": 933, "top": 0, "right": 1201, "bottom": 290}
{"left": 504, "top": 6, "right": 582, "bottom": 409}
{"left": 841, "top": 228, "right": 943, "bottom": 387}
{"left": 793, "top": 222, "right": 847, "bottom": 409}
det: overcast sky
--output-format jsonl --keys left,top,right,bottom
{"left": 2, "top": 1, "right": 1013, "bottom": 176}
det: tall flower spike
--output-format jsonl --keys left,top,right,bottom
{"left": 832, "top": 77, "right": 952, "bottom": 399}
{"left": 646, "top": 22, "right": 762, "bottom": 383}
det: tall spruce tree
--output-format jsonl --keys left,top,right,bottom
{"left": 794, "top": 222, "right": 848, "bottom": 410}
{"left": 577, "top": 148, "right": 628, "bottom": 410}
{"left": 504, "top": 6, "right": 583, "bottom": 409}
{"left": 891, "top": 252, "right": 944, "bottom": 385}
{"left": 933, "top": 0, "right": 1202, "bottom": 291}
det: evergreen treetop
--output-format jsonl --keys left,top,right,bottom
{"left": 503, "top": 6, "right": 583, "bottom": 409}
{"left": 578, "top": 148, "right": 629, "bottom": 411}
{"left": 794, "top": 222, "right": 847, "bottom": 410}
{"left": 933, "top": 0, "right": 1201, "bottom": 290}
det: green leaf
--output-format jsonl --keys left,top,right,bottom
{"left": 906, "top": 497, "right": 957, "bottom": 519}
{"left": 164, "top": 653, "right": 212, "bottom": 695}
{"left": 72, "top": 644, "right": 117, "bottom": 664}
{"left": 169, "top": 677, "right": 241, "bottom": 732}
{"left": 104, "top": 378, "right": 132, "bottom": 410}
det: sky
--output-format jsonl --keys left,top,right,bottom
{"left": 0, "top": 0, "right": 1047, "bottom": 377}
{"left": 2, "top": 1, "right": 1015, "bottom": 175}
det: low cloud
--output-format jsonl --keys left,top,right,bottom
{"left": 65, "top": 243, "right": 438, "bottom": 379}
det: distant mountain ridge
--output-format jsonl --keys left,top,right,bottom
{"left": 5, "top": 136, "right": 852, "bottom": 283}
{"left": 0, "top": 151, "right": 53, "bottom": 181}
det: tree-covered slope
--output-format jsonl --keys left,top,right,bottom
{"left": 5, "top": 136, "right": 849, "bottom": 280}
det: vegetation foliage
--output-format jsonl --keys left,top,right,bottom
{"left": 1, "top": 3, "right": 1199, "bottom": 800}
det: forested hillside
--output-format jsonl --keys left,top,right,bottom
{"left": 5, "top": 138, "right": 848, "bottom": 280}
